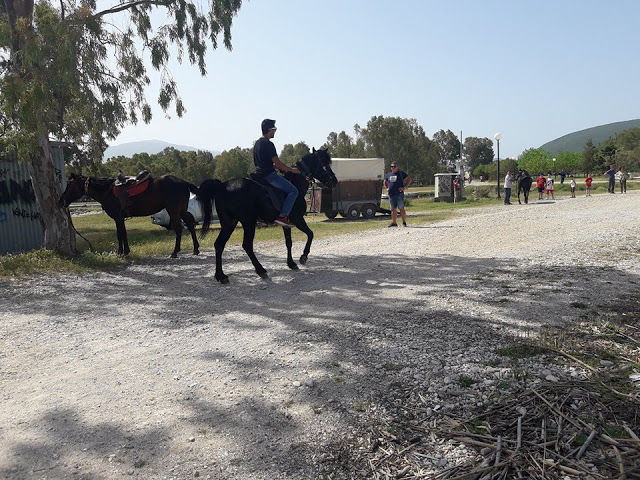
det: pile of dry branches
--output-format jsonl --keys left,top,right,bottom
{"left": 336, "top": 379, "right": 639, "bottom": 480}
{"left": 431, "top": 382, "right": 640, "bottom": 479}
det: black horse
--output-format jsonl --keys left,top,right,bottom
{"left": 59, "top": 173, "right": 201, "bottom": 258}
{"left": 197, "top": 148, "right": 338, "bottom": 284}
{"left": 516, "top": 170, "right": 532, "bottom": 204}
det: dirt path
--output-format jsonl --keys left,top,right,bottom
{"left": 1, "top": 192, "right": 639, "bottom": 479}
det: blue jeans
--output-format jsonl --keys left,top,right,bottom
{"left": 263, "top": 172, "right": 298, "bottom": 217}
{"left": 504, "top": 188, "right": 512, "bottom": 204}
{"left": 389, "top": 193, "right": 405, "bottom": 210}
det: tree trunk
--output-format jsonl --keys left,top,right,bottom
{"left": 31, "top": 129, "right": 78, "bottom": 255}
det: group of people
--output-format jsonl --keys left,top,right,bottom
{"left": 605, "top": 165, "right": 629, "bottom": 194}
{"left": 503, "top": 165, "right": 629, "bottom": 204}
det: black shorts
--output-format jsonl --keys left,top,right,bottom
{"left": 537, "top": 187, "right": 544, "bottom": 193}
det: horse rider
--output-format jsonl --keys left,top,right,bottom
{"left": 253, "top": 119, "right": 300, "bottom": 228}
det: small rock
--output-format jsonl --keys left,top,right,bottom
{"left": 188, "top": 437, "right": 195, "bottom": 442}
{"left": 600, "top": 360, "right": 614, "bottom": 367}
{"left": 292, "top": 381, "right": 301, "bottom": 387}
{"left": 546, "top": 374, "right": 559, "bottom": 382}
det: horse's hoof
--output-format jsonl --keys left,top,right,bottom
{"left": 258, "top": 271, "right": 269, "bottom": 279}
{"left": 217, "top": 276, "right": 230, "bottom": 284}
{"left": 193, "top": 250, "right": 200, "bottom": 256}
{"left": 170, "top": 253, "right": 178, "bottom": 259}
{"left": 299, "top": 256, "right": 308, "bottom": 265}
{"left": 289, "top": 263, "right": 299, "bottom": 270}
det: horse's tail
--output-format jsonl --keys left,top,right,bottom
{"left": 197, "top": 179, "right": 224, "bottom": 238}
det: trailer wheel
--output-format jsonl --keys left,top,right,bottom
{"left": 324, "top": 210, "right": 338, "bottom": 219}
{"left": 341, "top": 206, "right": 361, "bottom": 219}
{"left": 361, "top": 203, "right": 377, "bottom": 219}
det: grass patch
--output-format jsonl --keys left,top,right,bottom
{"left": 1, "top": 193, "right": 503, "bottom": 278}
{"left": 0, "top": 248, "right": 126, "bottom": 277}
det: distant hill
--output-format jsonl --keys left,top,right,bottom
{"left": 540, "top": 119, "right": 640, "bottom": 154}
{"left": 104, "top": 140, "right": 219, "bottom": 159}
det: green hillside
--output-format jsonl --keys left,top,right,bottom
{"left": 540, "top": 119, "right": 640, "bottom": 154}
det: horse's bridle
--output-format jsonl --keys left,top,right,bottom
{"left": 296, "top": 153, "right": 333, "bottom": 185}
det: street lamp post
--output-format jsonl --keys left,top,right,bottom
{"left": 494, "top": 132, "right": 502, "bottom": 199}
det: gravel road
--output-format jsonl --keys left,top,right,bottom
{"left": 1, "top": 192, "right": 639, "bottom": 479}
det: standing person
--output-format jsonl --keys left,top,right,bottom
{"left": 536, "top": 174, "right": 546, "bottom": 200}
{"left": 384, "top": 162, "right": 412, "bottom": 227}
{"left": 560, "top": 171, "right": 566, "bottom": 184}
{"left": 503, "top": 171, "right": 513, "bottom": 205}
{"left": 585, "top": 173, "right": 593, "bottom": 197}
{"left": 253, "top": 119, "right": 300, "bottom": 227}
{"left": 619, "top": 167, "right": 628, "bottom": 193}
{"left": 605, "top": 165, "right": 616, "bottom": 193}
{"left": 453, "top": 176, "right": 463, "bottom": 203}
{"left": 569, "top": 175, "right": 576, "bottom": 198}
{"left": 546, "top": 174, "right": 555, "bottom": 200}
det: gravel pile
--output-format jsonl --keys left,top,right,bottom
{"left": 1, "top": 192, "right": 639, "bottom": 479}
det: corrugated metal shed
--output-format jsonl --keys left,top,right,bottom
{"left": 0, "top": 145, "right": 67, "bottom": 255}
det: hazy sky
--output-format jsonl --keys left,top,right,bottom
{"left": 112, "top": 0, "right": 639, "bottom": 159}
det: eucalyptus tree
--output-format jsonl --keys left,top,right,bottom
{"left": 554, "top": 151, "right": 582, "bottom": 175}
{"left": 518, "top": 148, "right": 552, "bottom": 175}
{"left": 613, "top": 127, "right": 640, "bottom": 171}
{"left": 213, "top": 146, "right": 251, "bottom": 182}
{"left": 433, "top": 129, "right": 461, "bottom": 171}
{"left": 0, "top": 0, "right": 242, "bottom": 253}
{"left": 463, "top": 137, "right": 494, "bottom": 172}
{"left": 359, "top": 115, "right": 438, "bottom": 185}
{"left": 279, "top": 141, "right": 310, "bottom": 166}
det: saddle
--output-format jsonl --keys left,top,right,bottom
{"left": 250, "top": 173, "right": 285, "bottom": 212}
{"left": 113, "top": 170, "right": 152, "bottom": 198}
{"left": 113, "top": 170, "right": 152, "bottom": 217}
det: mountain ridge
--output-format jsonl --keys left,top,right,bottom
{"left": 104, "top": 139, "right": 219, "bottom": 159}
{"left": 540, "top": 119, "right": 640, "bottom": 154}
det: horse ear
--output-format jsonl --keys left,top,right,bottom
{"left": 312, "top": 147, "right": 316, "bottom": 153}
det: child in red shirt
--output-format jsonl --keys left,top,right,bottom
{"left": 585, "top": 174, "right": 593, "bottom": 197}
{"left": 536, "top": 175, "right": 546, "bottom": 200}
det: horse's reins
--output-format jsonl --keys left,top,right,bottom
{"left": 65, "top": 176, "right": 94, "bottom": 252}
{"left": 296, "top": 155, "right": 325, "bottom": 183}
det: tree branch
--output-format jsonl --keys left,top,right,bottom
{"left": 94, "top": 0, "right": 171, "bottom": 18}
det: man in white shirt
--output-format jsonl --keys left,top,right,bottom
{"left": 504, "top": 171, "right": 513, "bottom": 205}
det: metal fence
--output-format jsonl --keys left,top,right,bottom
{"left": 0, "top": 146, "right": 66, "bottom": 255}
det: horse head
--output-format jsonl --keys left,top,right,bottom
{"left": 296, "top": 148, "right": 337, "bottom": 188}
{"left": 59, "top": 173, "right": 88, "bottom": 208}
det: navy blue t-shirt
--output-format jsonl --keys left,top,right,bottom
{"left": 385, "top": 170, "right": 408, "bottom": 195}
{"left": 253, "top": 137, "right": 277, "bottom": 176}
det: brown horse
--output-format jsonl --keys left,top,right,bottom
{"left": 59, "top": 173, "right": 201, "bottom": 258}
